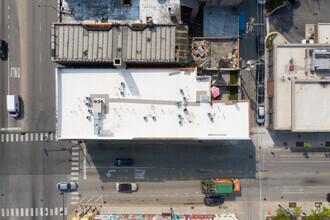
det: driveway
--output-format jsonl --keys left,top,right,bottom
{"left": 268, "top": 0, "right": 330, "bottom": 43}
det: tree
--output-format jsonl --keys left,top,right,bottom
{"left": 304, "top": 142, "right": 311, "bottom": 150}
{"left": 273, "top": 208, "right": 292, "bottom": 220}
{"left": 307, "top": 206, "right": 330, "bottom": 220}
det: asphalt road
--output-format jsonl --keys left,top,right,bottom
{"left": 0, "top": 140, "right": 74, "bottom": 219}
{"left": 268, "top": 0, "right": 330, "bottom": 43}
{"left": 0, "top": 0, "right": 21, "bottom": 130}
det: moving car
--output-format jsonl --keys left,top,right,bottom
{"left": 56, "top": 182, "right": 78, "bottom": 192}
{"left": 116, "top": 183, "right": 138, "bottom": 193}
{"left": 114, "top": 158, "right": 133, "bottom": 166}
{"left": 204, "top": 196, "right": 224, "bottom": 206}
{"left": 256, "top": 35, "right": 265, "bottom": 55}
{"left": 6, "top": 95, "right": 20, "bottom": 118}
{"left": 0, "top": 40, "right": 8, "bottom": 60}
{"left": 257, "top": 106, "right": 265, "bottom": 124}
{"left": 257, "top": 60, "right": 265, "bottom": 82}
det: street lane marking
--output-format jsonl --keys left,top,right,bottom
{"left": 72, "top": 162, "right": 79, "bottom": 166}
{"left": 1, "top": 208, "right": 4, "bottom": 216}
{"left": 6, "top": 208, "right": 9, "bottom": 216}
{"left": 86, "top": 195, "right": 95, "bottom": 203}
{"left": 11, "top": 134, "right": 14, "bottom": 142}
{"left": 1, "top": 134, "right": 4, "bottom": 142}
{"left": 30, "top": 133, "right": 34, "bottom": 141}
{"left": 6, "top": 134, "right": 9, "bottom": 142}
{"left": 72, "top": 152, "right": 79, "bottom": 156}
{"left": 71, "top": 176, "right": 79, "bottom": 180}
{"left": 0, "top": 127, "right": 21, "bottom": 131}
{"left": 20, "top": 208, "right": 24, "bottom": 216}
{"left": 40, "top": 208, "right": 43, "bottom": 216}
{"left": 20, "top": 134, "right": 24, "bottom": 141}
{"left": 25, "top": 133, "right": 29, "bottom": 141}
{"left": 35, "top": 208, "right": 38, "bottom": 216}
{"left": 71, "top": 172, "right": 79, "bottom": 175}
{"left": 55, "top": 207, "right": 58, "bottom": 215}
{"left": 72, "top": 157, "right": 79, "bottom": 161}
{"left": 65, "top": 208, "right": 67, "bottom": 215}
{"left": 11, "top": 209, "right": 14, "bottom": 216}
{"left": 15, "top": 134, "right": 19, "bottom": 141}
{"left": 45, "top": 207, "right": 48, "bottom": 216}
{"left": 15, "top": 208, "right": 19, "bottom": 216}
{"left": 50, "top": 208, "right": 53, "bottom": 216}
{"left": 25, "top": 208, "right": 28, "bottom": 216}
{"left": 72, "top": 167, "right": 79, "bottom": 170}
{"left": 30, "top": 208, "right": 33, "bottom": 216}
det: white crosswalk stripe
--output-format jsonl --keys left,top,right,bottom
{"left": 11, "top": 208, "right": 14, "bottom": 216}
{"left": 0, "top": 132, "right": 55, "bottom": 143}
{"left": 50, "top": 208, "right": 53, "bottom": 216}
{"left": 71, "top": 172, "right": 79, "bottom": 175}
{"left": 45, "top": 207, "right": 48, "bottom": 216}
{"left": 30, "top": 208, "right": 34, "bottom": 216}
{"left": 72, "top": 152, "right": 79, "bottom": 156}
{"left": 71, "top": 176, "right": 79, "bottom": 180}
{"left": 15, "top": 208, "right": 19, "bottom": 216}
{"left": 20, "top": 208, "right": 24, "bottom": 216}
{"left": 71, "top": 157, "right": 79, "bottom": 161}
{"left": 35, "top": 208, "right": 38, "bottom": 216}
{"left": 55, "top": 207, "right": 58, "bottom": 215}
{"left": 6, "top": 208, "right": 9, "bottom": 216}
{"left": 1, "top": 208, "right": 4, "bottom": 216}
{"left": 40, "top": 208, "right": 43, "bottom": 216}
{"left": 72, "top": 167, "right": 79, "bottom": 170}
{"left": 25, "top": 208, "right": 29, "bottom": 216}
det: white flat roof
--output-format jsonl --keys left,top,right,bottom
{"left": 316, "top": 23, "right": 330, "bottom": 44}
{"left": 56, "top": 68, "right": 250, "bottom": 140}
{"left": 292, "top": 80, "right": 330, "bottom": 131}
{"left": 274, "top": 44, "right": 330, "bottom": 130}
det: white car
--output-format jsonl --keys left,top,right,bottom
{"left": 257, "top": 106, "right": 265, "bottom": 124}
{"left": 258, "top": 0, "right": 266, "bottom": 4}
{"left": 56, "top": 182, "right": 78, "bottom": 192}
{"left": 116, "top": 182, "right": 138, "bottom": 193}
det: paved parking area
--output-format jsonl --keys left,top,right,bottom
{"left": 268, "top": 0, "right": 330, "bottom": 43}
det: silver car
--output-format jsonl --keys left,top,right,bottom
{"left": 257, "top": 106, "right": 265, "bottom": 124}
{"left": 56, "top": 182, "right": 78, "bottom": 192}
{"left": 116, "top": 182, "right": 138, "bottom": 193}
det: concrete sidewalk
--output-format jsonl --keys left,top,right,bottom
{"left": 67, "top": 204, "right": 239, "bottom": 220}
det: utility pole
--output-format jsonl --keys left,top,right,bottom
{"left": 60, "top": 192, "right": 65, "bottom": 220}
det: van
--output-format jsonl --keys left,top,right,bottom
{"left": 7, "top": 95, "right": 20, "bottom": 118}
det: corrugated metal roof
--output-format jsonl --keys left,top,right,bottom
{"left": 51, "top": 23, "right": 188, "bottom": 64}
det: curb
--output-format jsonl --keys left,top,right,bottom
{"left": 265, "top": 1, "right": 289, "bottom": 16}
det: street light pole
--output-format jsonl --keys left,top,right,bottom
{"left": 60, "top": 192, "right": 65, "bottom": 220}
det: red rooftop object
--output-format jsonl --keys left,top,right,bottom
{"left": 211, "top": 86, "right": 220, "bottom": 99}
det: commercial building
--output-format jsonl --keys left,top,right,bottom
{"left": 55, "top": 68, "right": 250, "bottom": 140}
{"left": 51, "top": 23, "right": 188, "bottom": 65}
{"left": 266, "top": 43, "right": 330, "bottom": 131}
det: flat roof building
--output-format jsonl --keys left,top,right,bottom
{"left": 266, "top": 43, "right": 330, "bottom": 132}
{"left": 51, "top": 23, "right": 188, "bottom": 65}
{"left": 56, "top": 68, "right": 250, "bottom": 140}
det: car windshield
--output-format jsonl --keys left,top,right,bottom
{"left": 119, "top": 184, "right": 131, "bottom": 191}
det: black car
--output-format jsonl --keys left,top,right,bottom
{"left": 256, "top": 35, "right": 265, "bottom": 56}
{"left": 327, "top": 193, "right": 330, "bottom": 202}
{"left": 257, "top": 61, "right": 265, "bottom": 82}
{"left": 204, "top": 196, "right": 224, "bottom": 206}
{"left": 0, "top": 40, "right": 8, "bottom": 61}
{"left": 114, "top": 158, "right": 133, "bottom": 166}
{"left": 257, "top": 82, "right": 264, "bottom": 104}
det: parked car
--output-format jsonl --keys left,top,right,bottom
{"left": 327, "top": 193, "right": 330, "bottom": 202}
{"left": 204, "top": 196, "right": 224, "bottom": 206}
{"left": 258, "top": 0, "right": 266, "bottom": 4}
{"left": 257, "top": 82, "right": 264, "bottom": 103}
{"left": 256, "top": 35, "right": 265, "bottom": 55}
{"left": 56, "top": 182, "right": 78, "bottom": 192}
{"left": 0, "top": 40, "right": 8, "bottom": 60}
{"left": 116, "top": 183, "right": 138, "bottom": 193}
{"left": 257, "top": 106, "right": 265, "bottom": 124}
{"left": 257, "top": 61, "right": 265, "bottom": 82}
{"left": 114, "top": 158, "right": 133, "bottom": 166}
